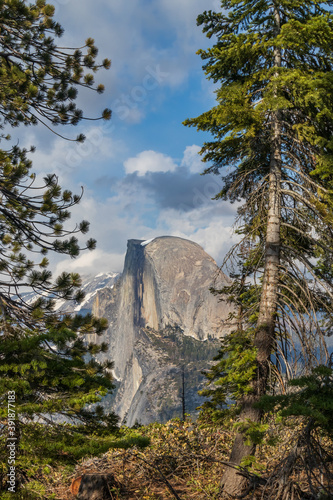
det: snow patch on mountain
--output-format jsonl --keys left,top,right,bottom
{"left": 20, "top": 272, "right": 121, "bottom": 315}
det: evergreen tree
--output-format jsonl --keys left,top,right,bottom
{"left": 0, "top": 1, "right": 116, "bottom": 493}
{"left": 185, "top": 0, "right": 333, "bottom": 495}
{"left": 0, "top": 0, "right": 111, "bottom": 326}
{"left": 0, "top": 0, "right": 111, "bottom": 137}
{"left": 0, "top": 315, "right": 119, "bottom": 494}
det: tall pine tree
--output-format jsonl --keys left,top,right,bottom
{"left": 185, "top": 0, "right": 333, "bottom": 495}
{"left": 0, "top": 0, "right": 111, "bottom": 325}
{"left": 0, "top": 1, "right": 116, "bottom": 493}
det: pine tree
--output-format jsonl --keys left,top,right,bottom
{"left": 0, "top": 0, "right": 111, "bottom": 326}
{"left": 0, "top": 1, "right": 116, "bottom": 493}
{"left": 0, "top": 315, "right": 119, "bottom": 493}
{"left": 185, "top": 0, "right": 333, "bottom": 495}
{"left": 0, "top": 0, "right": 111, "bottom": 138}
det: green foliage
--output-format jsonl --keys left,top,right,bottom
{"left": 259, "top": 365, "right": 333, "bottom": 438}
{"left": 107, "top": 433, "right": 150, "bottom": 450}
{"left": 234, "top": 420, "right": 269, "bottom": 447}
{"left": 0, "top": 0, "right": 111, "bottom": 135}
{"left": 0, "top": 1, "right": 116, "bottom": 494}
{"left": 0, "top": 318, "right": 115, "bottom": 421}
{"left": 0, "top": 317, "right": 119, "bottom": 491}
{"left": 0, "top": 0, "right": 111, "bottom": 327}
{"left": 0, "top": 422, "right": 149, "bottom": 496}
{"left": 199, "top": 264, "right": 259, "bottom": 421}
{"left": 188, "top": 0, "right": 333, "bottom": 428}
{"left": 0, "top": 153, "right": 98, "bottom": 326}
{"left": 199, "top": 328, "right": 257, "bottom": 420}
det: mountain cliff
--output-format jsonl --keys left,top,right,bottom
{"left": 91, "top": 236, "right": 234, "bottom": 426}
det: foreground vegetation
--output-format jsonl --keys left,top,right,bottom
{"left": 185, "top": 0, "right": 333, "bottom": 494}
{"left": 1, "top": 410, "right": 332, "bottom": 499}
{"left": 1, "top": 0, "right": 333, "bottom": 498}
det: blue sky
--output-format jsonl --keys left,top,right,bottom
{"left": 19, "top": 0, "right": 239, "bottom": 274}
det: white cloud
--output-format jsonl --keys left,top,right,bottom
{"left": 9, "top": 1, "right": 239, "bottom": 279}
{"left": 49, "top": 0, "right": 218, "bottom": 125}
{"left": 123, "top": 144, "right": 205, "bottom": 178}
{"left": 181, "top": 144, "right": 204, "bottom": 174}
{"left": 22, "top": 125, "right": 127, "bottom": 191}
{"left": 20, "top": 137, "right": 239, "bottom": 278}
{"left": 55, "top": 249, "right": 125, "bottom": 277}
{"left": 52, "top": 182, "right": 164, "bottom": 274}
{"left": 51, "top": 167, "right": 239, "bottom": 276}
{"left": 124, "top": 150, "right": 176, "bottom": 176}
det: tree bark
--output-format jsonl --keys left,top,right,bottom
{"left": 220, "top": 395, "right": 260, "bottom": 496}
{"left": 221, "top": 5, "right": 282, "bottom": 497}
{"left": 77, "top": 473, "right": 117, "bottom": 500}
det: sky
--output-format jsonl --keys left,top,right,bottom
{"left": 18, "top": 0, "right": 240, "bottom": 275}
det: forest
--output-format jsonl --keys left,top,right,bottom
{"left": 0, "top": 0, "right": 333, "bottom": 499}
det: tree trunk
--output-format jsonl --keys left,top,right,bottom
{"left": 77, "top": 473, "right": 117, "bottom": 500}
{"left": 220, "top": 395, "right": 260, "bottom": 496}
{"left": 221, "top": 106, "right": 282, "bottom": 499}
{"left": 221, "top": 6, "right": 282, "bottom": 496}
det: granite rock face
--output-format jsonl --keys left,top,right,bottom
{"left": 92, "top": 236, "right": 234, "bottom": 426}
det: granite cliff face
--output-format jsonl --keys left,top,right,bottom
{"left": 92, "top": 236, "right": 234, "bottom": 426}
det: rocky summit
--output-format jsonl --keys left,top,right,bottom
{"left": 91, "top": 236, "right": 234, "bottom": 426}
